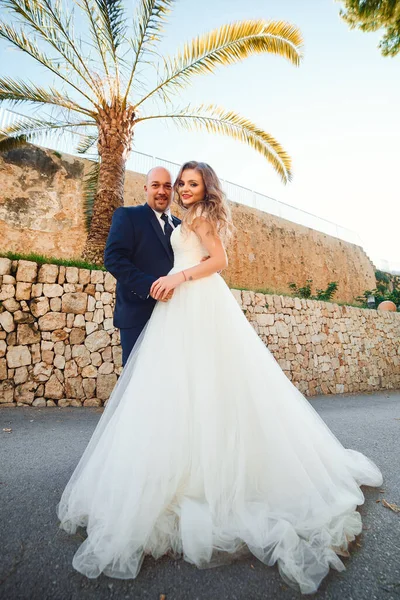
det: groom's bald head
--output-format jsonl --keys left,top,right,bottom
{"left": 146, "top": 166, "right": 171, "bottom": 183}
{"left": 144, "top": 166, "right": 173, "bottom": 213}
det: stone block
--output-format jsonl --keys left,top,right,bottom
{"left": 33, "top": 398, "right": 47, "bottom": 407}
{"left": 85, "top": 283, "right": 96, "bottom": 296}
{"left": 42, "top": 350, "right": 55, "bottom": 365}
{"left": 275, "top": 321, "right": 290, "bottom": 338}
{"left": 14, "top": 366, "right": 29, "bottom": 385}
{"left": 98, "top": 362, "right": 113, "bottom": 375}
{"left": 58, "top": 266, "right": 66, "bottom": 284}
{"left": 17, "top": 324, "right": 41, "bottom": 345}
{"left": 0, "top": 285, "right": 16, "bottom": 301}
{"left": 87, "top": 295, "right": 96, "bottom": 312}
{"left": 0, "top": 258, "right": 12, "bottom": 275}
{"left": 54, "top": 355, "right": 65, "bottom": 370}
{"left": 104, "top": 272, "right": 116, "bottom": 292}
{"left": 31, "top": 343, "right": 41, "bottom": 364}
{"left": 58, "top": 399, "right": 71, "bottom": 407}
{"left": 15, "top": 282, "right": 31, "bottom": 301}
{"left": 69, "top": 328, "right": 86, "bottom": 345}
{"left": 38, "top": 312, "right": 67, "bottom": 331}
{"left": 31, "top": 283, "right": 43, "bottom": 298}
{"left": 0, "top": 380, "right": 14, "bottom": 403}
{"left": 83, "top": 398, "right": 102, "bottom": 407}
{"left": 50, "top": 297, "right": 62, "bottom": 312}
{"left": 256, "top": 313, "right": 274, "bottom": 327}
{"left": 104, "top": 305, "right": 113, "bottom": 319}
{"left": 81, "top": 365, "right": 98, "bottom": 378}
{"left": 44, "top": 374, "right": 64, "bottom": 399}
{"left": 93, "top": 309, "right": 104, "bottom": 324}
{"left": 96, "top": 373, "right": 117, "bottom": 400}
{"left": 32, "top": 362, "right": 52, "bottom": 382}
{"left": 16, "top": 260, "right": 37, "bottom": 283}
{"left": 43, "top": 284, "right": 64, "bottom": 298}
{"left": 62, "top": 293, "right": 87, "bottom": 314}
{"left": 65, "top": 376, "right": 84, "bottom": 399}
{"left": 14, "top": 381, "right": 36, "bottom": 404}
{"left": 51, "top": 329, "right": 68, "bottom": 342}
{"left": 65, "top": 359, "right": 78, "bottom": 379}
{"left": 14, "top": 311, "right": 35, "bottom": 324}
{"left": 3, "top": 275, "right": 16, "bottom": 284}
{"left": 2, "top": 298, "right": 20, "bottom": 313}
{"left": 0, "top": 311, "right": 15, "bottom": 333}
{"left": 91, "top": 270, "right": 104, "bottom": 284}
{"left": 73, "top": 315, "right": 85, "bottom": 328}
{"left": 86, "top": 322, "right": 98, "bottom": 335}
{"left": 65, "top": 267, "right": 79, "bottom": 283}
{"left": 38, "top": 264, "right": 59, "bottom": 284}
{"left": 30, "top": 296, "right": 50, "bottom": 318}
{"left": 79, "top": 269, "right": 91, "bottom": 285}
{"left": 6, "top": 345, "right": 31, "bottom": 368}
{"left": 71, "top": 345, "right": 91, "bottom": 368}
{"left": 83, "top": 378, "right": 96, "bottom": 398}
{"left": 103, "top": 318, "right": 114, "bottom": 331}
{"left": 85, "top": 330, "right": 111, "bottom": 353}
{"left": 0, "top": 358, "right": 7, "bottom": 380}
{"left": 112, "top": 346, "right": 122, "bottom": 367}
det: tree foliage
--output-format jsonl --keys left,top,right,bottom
{"left": 338, "top": 0, "right": 400, "bottom": 56}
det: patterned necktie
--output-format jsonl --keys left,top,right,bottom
{"left": 161, "top": 213, "right": 173, "bottom": 238}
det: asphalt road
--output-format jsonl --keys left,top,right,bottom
{"left": 1, "top": 391, "right": 399, "bottom": 600}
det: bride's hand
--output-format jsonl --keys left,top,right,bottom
{"left": 150, "top": 272, "right": 184, "bottom": 301}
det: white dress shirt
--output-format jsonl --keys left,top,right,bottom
{"left": 152, "top": 208, "right": 175, "bottom": 232}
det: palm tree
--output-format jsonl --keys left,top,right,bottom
{"left": 0, "top": 0, "right": 303, "bottom": 264}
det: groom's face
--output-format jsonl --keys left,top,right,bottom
{"left": 144, "top": 167, "right": 172, "bottom": 213}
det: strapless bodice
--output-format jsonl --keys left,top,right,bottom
{"left": 170, "top": 224, "right": 209, "bottom": 270}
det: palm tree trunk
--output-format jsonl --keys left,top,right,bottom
{"left": 82, "top": 105, "right": 135, "bottom": 264}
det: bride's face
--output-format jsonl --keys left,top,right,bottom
{"left": 177, "top": 169, "right": 206, "bottom": 207}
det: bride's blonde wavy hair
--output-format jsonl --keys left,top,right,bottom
{"left": 174, "top": 161, "right": 234, "bottom": 243}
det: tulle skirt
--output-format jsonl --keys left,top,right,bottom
{"left": 57, "top": 271, "right": 383, "bottom": 594}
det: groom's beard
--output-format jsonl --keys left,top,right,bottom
{"left": 154, "top": 195, "right": 170, "bottom": 211}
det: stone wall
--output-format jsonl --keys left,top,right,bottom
{"left": 0, "top": 258, "right": 398, "bottom": 407}
{"left": 0, "top": 145, "right": 376, "bottom": 303}
{"left": 232, "top": 289, "right": 400, "bottom": 396}
{"left": 0, "top": 258, "right": 120, "bottom": 408}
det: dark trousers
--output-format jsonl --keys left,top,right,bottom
{"left": 120, "top": 324, "right": 146, "bottom": 366}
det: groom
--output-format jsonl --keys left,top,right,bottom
{"left": 104, "top": 166, "right": 181, "bottom": 366}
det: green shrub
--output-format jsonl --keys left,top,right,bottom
{"left": 288, "top": 279, "right": 338, "bottom": 302}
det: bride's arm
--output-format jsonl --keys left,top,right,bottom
{"left": 150, "top": 218, "right": 228, "bottom": 300}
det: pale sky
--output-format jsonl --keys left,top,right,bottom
{"left": 1, "top": 0, "right": 399, "bottom": 271}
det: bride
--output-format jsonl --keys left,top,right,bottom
{"left": 57, "top": 161, "right": 383, "bottom": 594}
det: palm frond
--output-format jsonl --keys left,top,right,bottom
{"left": 134, "top": 20, "right": 303, "bottom": 109}
{"left": 38, "top": 0, "right": 105, "bottom": 98}
{"left": 94, "top": 0, "right": 126, "bottom": 55}
{"left": 76, "top": 133, "right": 99, "bottom": 154}
{"left": 82, "top": 0, "right": 126, "bottom": 96}
{"left": 0, "top": 21, "right": 98, "bottom": 105}
{"left": 0, "top": 134, "right": 28, "bottom": 152}
{"left": 123, "top": 0, "right": 174, "bottom": 105}
{"left": 82, "top": 159, "right": 100, "bottom": 231}
{"left": 135, "top": 104, "right": 292, "bottom": 183}
{"left": 0, "top": 77, "right": 94, "bottom": 116}
{"left": 0, "top": 114, "right": 96, "bottom": 153}
{"left": 78, "top": 0, "right": 112, "bottom": 88}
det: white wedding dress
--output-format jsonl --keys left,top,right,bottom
{"left": 57, "top": 224, "right": 382, "bottom": 594}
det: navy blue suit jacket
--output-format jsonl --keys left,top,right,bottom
{"left": 104, "top": 203, "right": 181, "bottom": 329}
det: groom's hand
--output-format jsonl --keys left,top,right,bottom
{"left": 150, "top": 289, "right": 174, "bottom": 302}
